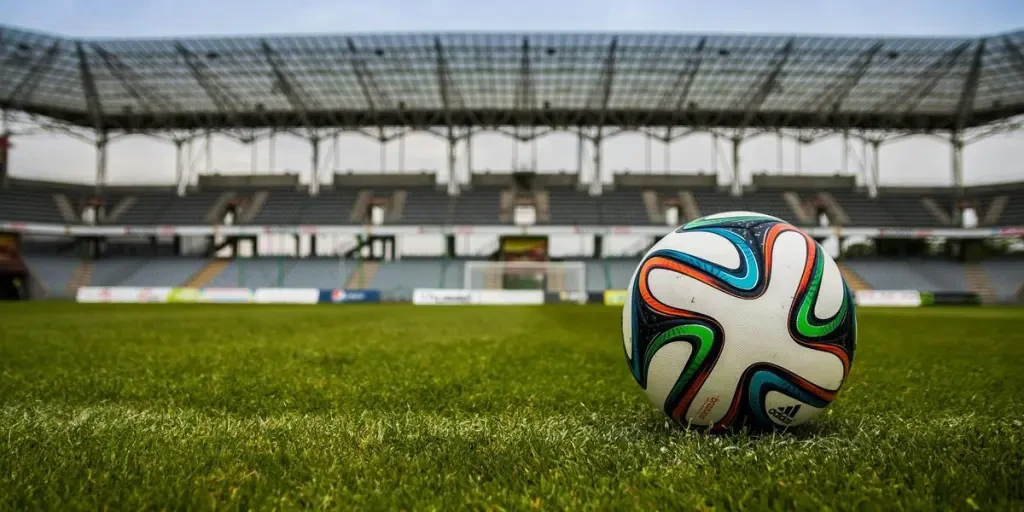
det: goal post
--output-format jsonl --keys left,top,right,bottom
{"left": 463, "top": 261, "right": 587, "bottom": 300}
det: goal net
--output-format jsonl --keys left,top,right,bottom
{"left": 463, "top": 261, "right": 587, "bottom": 301}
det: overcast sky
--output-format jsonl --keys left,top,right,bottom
{"left": 2, "top": 0, "right": 1023, "bottom": 187}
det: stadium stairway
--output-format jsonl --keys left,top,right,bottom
{"left": 534, "top": 190, "right": 550, "bottom": 223}
{"left": 964, "top": 262, "right": 998, "bottom": 304}
{"left": 350, "top": 190, "right": 373, "bottom": 223}
{"left": 679, "top": 191, "right": 701, "bottom": 222}
{"left": 184, "top": 259, "right": 230, "bottom": 288}
{"left": 642, "top": 191, "right": 662, "bottom": 224}
{"left": 238, "top": 191, "right": 269, "bottom": 223}
{"left": 346, "top": 261, "right": 380, "bottom": 288}
{"left": 205, "top": 192, "right": 236, "bottom": 223}
{"left": 983, "top": 196, "right": 1008, "bottom": 225}
{"left": 105, "top": 196, "right": 136, "bottom": 222}
{"left": 54, "top": 194, "right": 79, "bottom": 223}
{"left": 387, "top": 190, "right": 407, "bottom": 222}
{"left": 782, "top": 192, "right": 814, "bottom": 225}
{"left": 499, "top": 190, "right": 516, "bottom": 224}
{"left": 817, "top": 192, "right": 851, "bottom": 226}
{"left": 921, "top": 197, "right": 953, "bottom": 225}
{"left": 837, "top": 262, "right": 871, "bottom": 292}
{"left": 66, "top": 261, "right": 94, "bottom": 296}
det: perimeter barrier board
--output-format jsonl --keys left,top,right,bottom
{"left": 77, "top": 287, "right": 172, "bottom": 303}
{"left": 200, "top": 288, "right": 254, "bottom": 303}
{"left": 317, "top": 289, "right": 382, "bottom": 304}
{"left": 167, "top": 287, "right": 201, "bottom": 303}
{"left": 413, "top": 289, "right": 472, "bottom": 305}
{"left": 925, "top": 291, "right": 982, "bottom": 306}
{"left": 603, "top": 290, "right": 628, "bottom": 306}
{"left": 254, "top": 288, "right": 320, "bottom": 304}
{"left": 853, "top": 290, "right": 922, "bottom": 307}
{"left": 413, "top": 288, "right": 544, "bottom": 305}
{"left": 543, "top": 291, "right": 589, "bottom": 304}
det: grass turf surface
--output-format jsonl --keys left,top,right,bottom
{"left": 0, "top": 303, "right": 1022, "bottom": 510}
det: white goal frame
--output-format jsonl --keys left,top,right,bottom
{"left": 463, "top": 261, "right": 587, "bottom": 299}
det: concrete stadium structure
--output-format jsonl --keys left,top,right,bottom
{"left": 1, "top": 24, "right": 1022, "bottom": 302}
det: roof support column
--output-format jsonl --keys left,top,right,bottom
{"left": 464, "top": 130, "right": 473, "bottom": 180}
{"left": 174, "top": 139, "right": 186, "bottom": 197}
{"left": 446, "top": 126, "right": 459, "bottom": 196}
{"left": 710, "top": 133, "right": 719, "bottom": 175}
{"left": 310, "top": 136, "right": 321, "bottom": 196}
{"left": 776, "top": 132, "right": 784, "bottom": 173}
{"left": 870, "top": 140, "right": 881, "bottom": 199}
{"left": 332, "top": 133, "right": 341, "bottom": 173}
{"left": 644, "top": 133, "right": 652, "bottom": 173}
{"left": 730, "top": 136, "right": 742, "bottom": 197}
{"left": 269, "top": 130, "right": 277, "bottom": 171}
{"left": 950, "top": 134, "right": 964, "bottom": 192}
{"left": 795, "top": 140, "right": 803, "bottom": 175}
{"left": 95, "top": 132, "right": 109, "bottom": 195}
{"left": 590, "top": 131, "right": 603, "bottom": 196}
{"left": 841, "top": 131, "right": 850, "bottom": 175}
{"left": 663, "top": 129, "right": 672, "bottom": 171}
{"left": 576, "top": 130, "right": 585, "bottom": 188}
{"left": 205, "top": 130, "right": 213, "bottom": 175}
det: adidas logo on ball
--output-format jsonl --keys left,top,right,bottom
{"left": 768, "top": 405, "right": 802, "bottom": 425}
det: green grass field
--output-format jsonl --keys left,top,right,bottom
{"left": 1, "top": 303, "right": 1022, "bottom": 510}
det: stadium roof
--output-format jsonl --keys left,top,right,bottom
{"left": 1, "top": 25, "right": 1023, "bottom": 133}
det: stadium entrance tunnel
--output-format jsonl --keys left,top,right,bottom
{"left": 0, "top": 271, "right": 28, "bottom": 300}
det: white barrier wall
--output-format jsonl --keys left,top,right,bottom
{"left": 77, "top": 287, "right": 173, "bottom": 303}
{"left": 412, "top": 289, "right": 472, "bottom": 305}
{"left": 854, "top": 290, "right": 923, "bottom": 307}
{"left": 253, "top": 288, "right": 320, "bottom": 304}
{"left": 75, "top": 287, "right": 375, "bottom": 305}
{"left": 412, "top": 289, "right": 545, "bottom": 306}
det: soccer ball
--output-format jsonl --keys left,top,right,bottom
{"left": 622, "top": 211, "right": 856, "bottom": 430}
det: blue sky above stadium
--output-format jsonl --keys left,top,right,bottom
{"left": 6, "top": 0, "right": 1023, "bottom": 37}
{"left": 2, "top": 0, "right": 1022, "bottom": 186}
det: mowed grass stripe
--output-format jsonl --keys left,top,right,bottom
{"left": 0, "top": 303, "right": 1022, "bottom": 510}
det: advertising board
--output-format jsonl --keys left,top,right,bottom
{"left": 412, "top": 288, "right": 472, "bottom": 305}
{"left": 471, "top": 290, "right": 545, "bottom": 305}
{"left": 253, "top": 288, "right": 320, "bottom": 304}
{"left": 854, "top": 290, "right": 922, "bottom": 307}
{"left": 76, "top": 287, "right": 172, "bottom": 303}
{"left": 199, "top": 288, "right": 254, "bottom": 303}
{"left": 318, "top": 289, "right": 382, "bottom": 304}
{"left": 603, "top": 289, "right": 628, "bottom": 306}
{"left": 412, "top": 289, "right": 545, "bottom": 305}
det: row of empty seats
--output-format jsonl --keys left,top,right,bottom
{"left": 981, "top": 260, "right": 1024, "bottom": 302}
{"left": 4, "top": 182, "right": 1024, "bottom": 227}
{"left": 18, "top": 254, "right": 1024, "bottom": 302}
{"left": 845, "top": 260, "right": 970, "bottom": 292}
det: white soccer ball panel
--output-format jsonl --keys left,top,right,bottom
{"left": 643, "top": 341, "right": 694, "bottom": 412}
{"left": 814, "top": 254, "right": 845, "bottom": 320}
{"left": 696, "top": 211, "right": 779, "bottom": 222}
{"left": 647, "top": 230, "right": 741, "bottom": 270}
{"left": 647, "top": 267, "right": 732, "bottom": 320}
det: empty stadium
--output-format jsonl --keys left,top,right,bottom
{"left": 1, "top": 18, "right": 1024, "bottom": 510}
{"left": 1, "top": 25, "right": 1023, "bottom": 303}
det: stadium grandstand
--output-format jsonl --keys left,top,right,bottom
{"left": 0, "top": 24, "right": 1022, "bottom": 303}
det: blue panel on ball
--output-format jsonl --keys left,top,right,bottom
{"left": 747, "top": 369, "right": 830, "bottom": 427}
{"left": 649, "top": 228, "right": 759, "bottom": 291}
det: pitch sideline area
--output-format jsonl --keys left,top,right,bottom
{"left": 1, "top": 303, "right": 1021, "bottom": 509}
